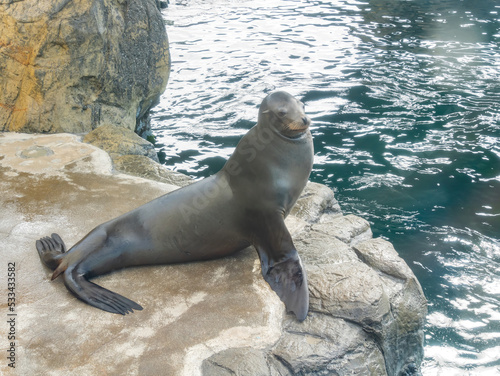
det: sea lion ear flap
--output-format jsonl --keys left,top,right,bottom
{"left": 262, "top": 252, "right": 309, "bottom": 321}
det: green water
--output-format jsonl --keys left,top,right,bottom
{"left": 151, "top": 0, "right": 500, "bottom": 373}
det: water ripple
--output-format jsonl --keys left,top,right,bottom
{"left": 151, "top": 0, "right": 500, "bottom": 373}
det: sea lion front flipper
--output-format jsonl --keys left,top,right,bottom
{"left": 261, "top": 250, "right": 309, "bottom": 321}
{"left": 254, "top": 214, "right": 309, "bottom": 321}
{"left": 63, "top": 266, "right": 143, "bottom": 315}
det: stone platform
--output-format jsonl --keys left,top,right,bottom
{"left": 0, "top": 132, "right": 427, "bottom": 375}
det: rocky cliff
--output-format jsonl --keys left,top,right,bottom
{"left": 0, "top": 133, "right": 427, "bottom": 375}
{"left": 0, "top": 0, "right": 169, "bottom": 134}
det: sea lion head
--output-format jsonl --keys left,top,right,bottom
{"left": 258, "top": 91, "right": 311, "bottom": 139}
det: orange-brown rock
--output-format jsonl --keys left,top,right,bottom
{"left": 0, "top": 0, "right": 169, "bottom": 134}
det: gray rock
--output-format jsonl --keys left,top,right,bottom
{"left": 202, "top": 348, "right": 272, "bottom": 376}
{"left": 83, "top": 124, "right": 194, "bottom": 188}
{"left": 203, "top": 314, "right": 389, "bottom": 376}
{"left": 353, "top": 237, "right": 414, "bottom": 280}
{"left": 113, "top": 154, "right": 194, "bottom": 187}
{"left": 353, "top": 239, "right": 427, "bottom": 375}
{"left": 271, "top": 313, "right": 388, "bottom": 375}
{"left": 83, "top": 124, "right": 160, "bottom": 162}
{"left": 291, "top": 182, "right": 342, "bottom": 222}
{"left": 312, "top": 214, "right": 373, "bottom": 245}
{"left": 308, "top": 261, "right": 391, "bottom": 328}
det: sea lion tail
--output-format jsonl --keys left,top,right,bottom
{"left": 62, "top": 266, "right": 143, "bottom": 315}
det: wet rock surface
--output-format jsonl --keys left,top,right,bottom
{"left": 0, "top": 133, "right": 427, "bottom": 375}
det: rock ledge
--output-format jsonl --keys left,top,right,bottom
{"left": 0, "top": 132, "right": 427, "bottom": 375}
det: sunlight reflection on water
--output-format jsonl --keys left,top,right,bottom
{"left": 151, "top": 0, "right": 500, "bottom": 373}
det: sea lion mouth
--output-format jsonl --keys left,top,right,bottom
{"left": 280, "top": 117, "right": 310, "bottom": 138}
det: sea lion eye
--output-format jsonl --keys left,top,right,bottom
{"left": 278, "top": 110, "right": 287, "bottom": 117}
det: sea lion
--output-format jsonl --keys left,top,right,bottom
{"left": 36, "top": 91, "right": 314, "bottom": 321}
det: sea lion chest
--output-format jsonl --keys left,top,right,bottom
{"left": 226, "top": 125, "right": 314, "bottom": 215}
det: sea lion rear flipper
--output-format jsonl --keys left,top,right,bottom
{"left": 36, "top": 233, "right": 67, "bottom": 270}
{"left": 63, "top": 267, "right": 143, "bottom": 315}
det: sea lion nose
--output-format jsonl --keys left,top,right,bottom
{"left": 302, "top": 116, "right": 310, "bottom": 126}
